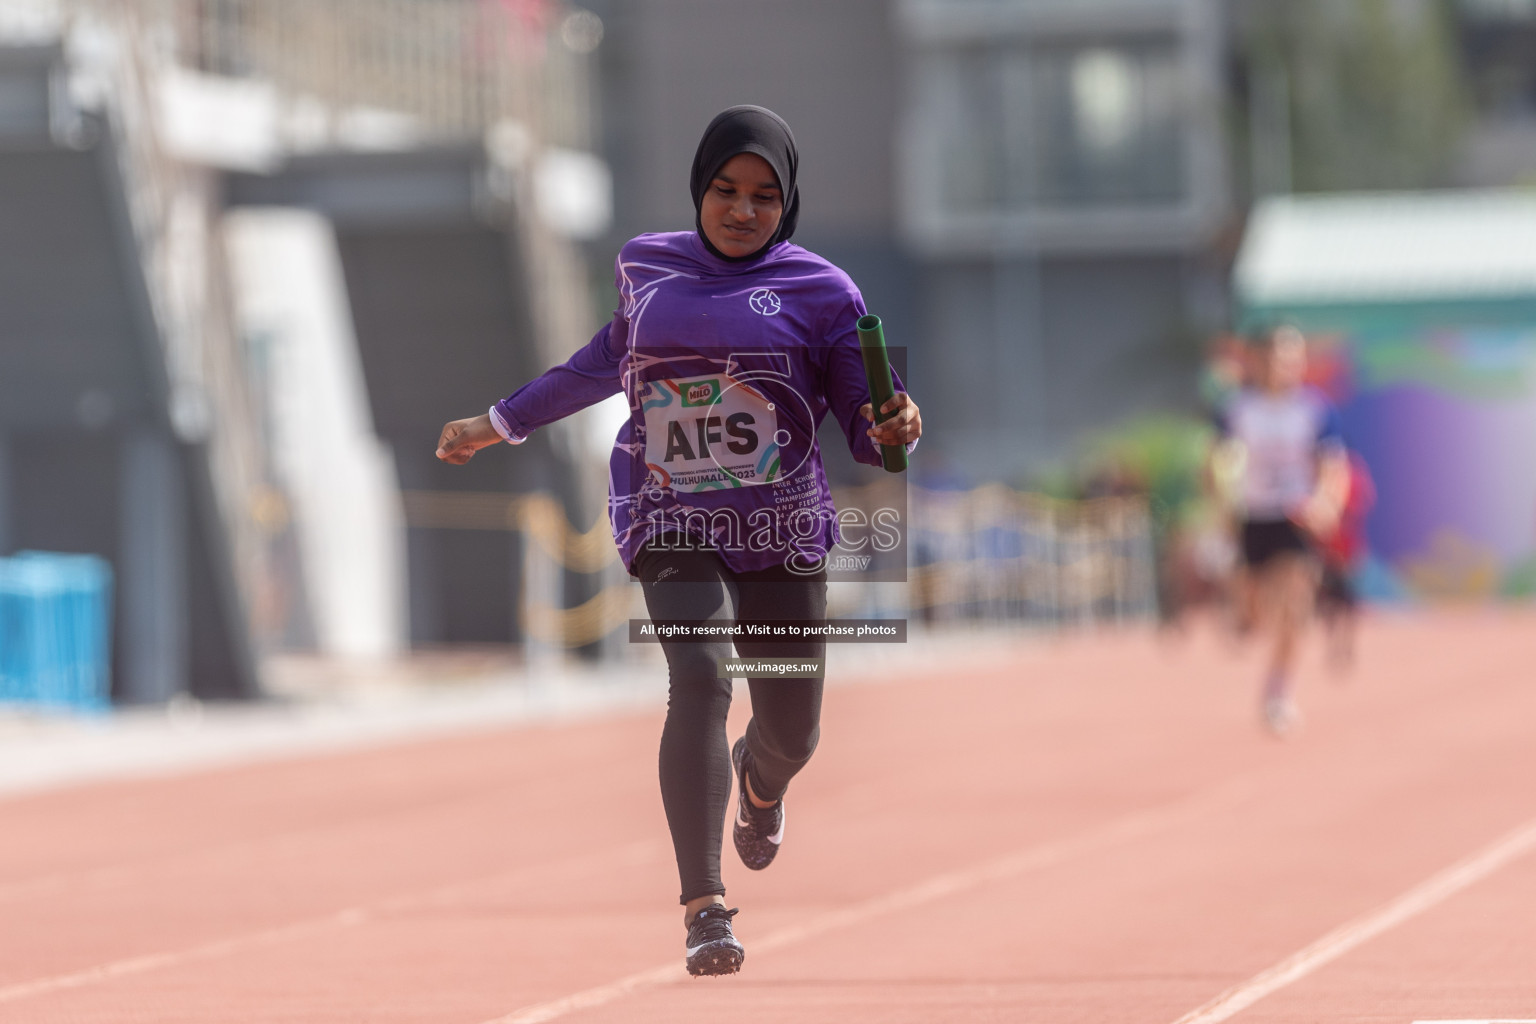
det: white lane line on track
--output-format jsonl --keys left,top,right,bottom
{"left": 0, "top": 909, "right": 370, "bottom": 1005}
{"left": 478, "top": 781, "right": 1255, "bottom": 1024}
{"left": 1170, "top": 815, "right": 1536, "bottom": 1024}
{"left": 0, "top": 840, "right": 660, "bottom": 1006}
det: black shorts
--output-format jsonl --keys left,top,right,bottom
{"left": 1240, "top": 518, "right": 1312, "bottom": 568}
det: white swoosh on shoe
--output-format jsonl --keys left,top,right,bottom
{"left": 738, "top": 806, "right": 785, "bottom": 845}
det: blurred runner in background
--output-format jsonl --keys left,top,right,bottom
{"left": 1211, "top": 325, "right": 1349, "bottom": 735}
{"left": 1315, "top": 450, "right": 1376, "bottom": 670}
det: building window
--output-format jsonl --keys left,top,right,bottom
{"left": 932, "top": 40, "right": 1186, "bottom": 215}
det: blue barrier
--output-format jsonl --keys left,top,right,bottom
{"left": 0, "top": 551, "right": 114, "bottom": 711}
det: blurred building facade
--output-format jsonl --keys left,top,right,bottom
{"left": 4, "top": 0, "right": 1531, "bottom": 700}
{"left": 0, "top": 0, "right": 611, "bottom": 697}
{"left": 1454, "top": 0, "right": 1536, "bottom": 186}
{"left": 199, "top": 0, "right": 614, "bottom": 654}
{"left": 0, "top": 7, "right": 264, "bottom": 701}
{"left": 585, "top": 0, "right": 1231, "bottom": 483}
{"left": 584, "top": 0, "right": 1536, "bottom": 477}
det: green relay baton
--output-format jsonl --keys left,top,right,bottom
{"left": 856, "top": 314, "right": 908, "bottom": 473}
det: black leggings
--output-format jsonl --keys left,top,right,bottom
{"left": 634, "top": 539, "right": 827, "bottom": 904}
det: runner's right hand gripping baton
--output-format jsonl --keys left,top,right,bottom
{"left": 856, "top": 314, "right": 908, "bottom": 473}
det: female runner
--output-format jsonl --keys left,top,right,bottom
{"left": 435, "top": 105, "right": 922, "bottom": 975}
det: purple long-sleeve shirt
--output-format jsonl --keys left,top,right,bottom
{"left": 493, "top": 231, "right": 908, "bottom": 574}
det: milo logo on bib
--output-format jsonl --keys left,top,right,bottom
{"left": 640, "top": 373, "right": 782, "bottom": 492}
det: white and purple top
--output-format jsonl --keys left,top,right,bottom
{"left": 491, "top": 231, "right": 909, "bottom": 574}
{"left": 1217, "top": 385, "right": 1343, "bottom": 521}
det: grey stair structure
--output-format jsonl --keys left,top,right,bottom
{"left": 2, "top": 0, "right": 608, "bottom": 683}
{"left": 0, "top": 42, "right": 261, "bottom": 701}
{"left": 201, "top": 0, "right": 609, "bottom": 652}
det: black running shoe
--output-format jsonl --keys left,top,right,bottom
{"left": 685, "top": 904, "right": 744, "bottom": 976}
{"left": 732, "top": 736, "right": 784, "bottom": 871}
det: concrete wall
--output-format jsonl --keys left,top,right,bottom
{"left": 591, "top": 0, "right": 902, "bottom": 246}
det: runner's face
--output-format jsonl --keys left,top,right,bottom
{"left": 1260, "top": 329, "right": 1306, "bottom": 392}
{"left": 700, "top": 153, "right": 782, "bottom": 257}
{"left": 1268, "top": 343, "right": 1305, "bottom": 390}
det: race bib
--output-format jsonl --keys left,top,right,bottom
{"left": 639, "top": 373, "right": 782, "bottom": 491}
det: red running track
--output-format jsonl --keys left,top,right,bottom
{"left": 1, "top": 609, "right": 1533, "bottom": 1024}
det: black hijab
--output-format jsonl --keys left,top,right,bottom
{"left": 689, "top": 105, "right": 800, "bottom": 262}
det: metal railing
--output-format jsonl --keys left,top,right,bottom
{"left": 153, "top": 0, "right": 597, "bottom": 149}
{"left": 904, "top": 485, "right": 1158, "bottom": 626}
{"left": 400, "top": 485, "right": 1161, "bottom": 650}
